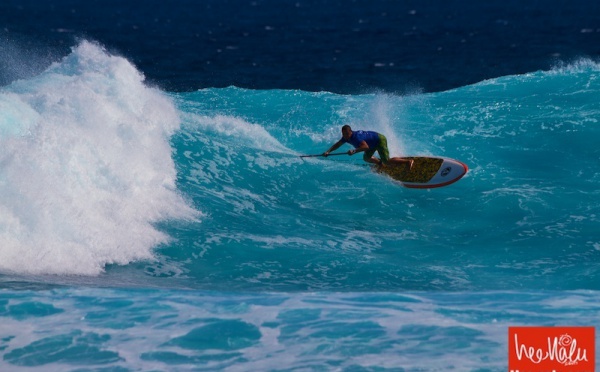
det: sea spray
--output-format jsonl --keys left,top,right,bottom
{"left": 0, "top": 41, "right": 197, "bottom": 276}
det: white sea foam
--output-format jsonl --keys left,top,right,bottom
{"left": 182, "top": 113, "right": 291, "bottom": 154}
{"left": 0, "top": 41, "right": 197, "bottom": 276}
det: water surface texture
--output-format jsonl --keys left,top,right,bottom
{"left": 1, "top": 1, "right": 599, "bottom": 370}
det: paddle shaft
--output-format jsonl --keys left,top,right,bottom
{"left": 299, "top": 152, "right": 348, "bottom": 158}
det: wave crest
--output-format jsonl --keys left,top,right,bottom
{"left": 0, "top": 41, "right": 197, "bottom": 276}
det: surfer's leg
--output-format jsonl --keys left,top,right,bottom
{"left": 375, "top": 138, "right": 411, "bottom": 168}
{"left": 389, "top": 157, "right": 414, "bottom": 169}
{"left": 363, "top": 148, "right": 381, "bottom": 165}
{"left": 366, "top": 157, "right": 382, "bottom": 165}
{"left": 376, "top": 135, "right": 391, "bottom": 165}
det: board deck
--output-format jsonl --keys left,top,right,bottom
{"left": 374, "top": 156, "right": 468, "bottom": 188}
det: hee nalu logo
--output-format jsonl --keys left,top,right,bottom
{"left": 508, "top": 326, "right": 595, "bottom": 372}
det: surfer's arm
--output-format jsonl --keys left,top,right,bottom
{"left": 323, "top": 139, "right": 345, "bottom": 156}
{"left": 348, "top": 141, "right": 369, "bottom": 155}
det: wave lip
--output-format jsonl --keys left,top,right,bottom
{"left": 0, "top": 41, "right": 198, "bottom": 276}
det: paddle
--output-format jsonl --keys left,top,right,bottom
{"left": 299, "top": 152, "right": 348, "bottom": 158}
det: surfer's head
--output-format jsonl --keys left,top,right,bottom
{"left": 341, "top": 125, "right": 352, "bottom": 140}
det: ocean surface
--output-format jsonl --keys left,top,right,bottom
{"left": 1, "top": 1, "right": 600, "bottom": 371}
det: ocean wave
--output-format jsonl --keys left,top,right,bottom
{"left": 2, "top": 41, "right": 600, "bottom": 291}
{"left": 0, "top": 41, "right": 197, "bottom": 276}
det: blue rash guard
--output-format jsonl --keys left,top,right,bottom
{"left": 341, "top": 130, "right": 380, "bottom": 148}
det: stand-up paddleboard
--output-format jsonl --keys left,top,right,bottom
{"left": 375, "top": 156, "right": 468, "bottom": 189}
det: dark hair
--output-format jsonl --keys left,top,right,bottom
{"left": 342, "top": 125, "right": 351, "bottom": 131}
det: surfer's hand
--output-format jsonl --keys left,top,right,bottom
{"left": 348, "top": 149, "right": 356, "bottom": 155}
{"left": 322, "top": 152, "right": 329, "bottom": 157}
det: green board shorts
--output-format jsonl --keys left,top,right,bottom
{"left": 363, "top": 134, "right": 390, "bottom": 163}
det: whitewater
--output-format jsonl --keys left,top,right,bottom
{"left": 1, "top": 42, "right": 599, "bottom": 370}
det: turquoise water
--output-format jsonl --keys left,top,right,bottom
{"left": 1, "top": 42, "right": 599, "bottom": 370}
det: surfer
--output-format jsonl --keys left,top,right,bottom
{"left": 323, "top": 125, "right": 413, "bottom": 168}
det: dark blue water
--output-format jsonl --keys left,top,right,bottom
{"left": 2, "top": 0, "right": 600, "bottom": 93}
{"left": 1, "top": 1, "right": 600, "bottom": 371}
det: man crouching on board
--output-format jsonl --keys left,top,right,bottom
{"left": 323, "top": 125, "right": 413, "bottom": 169}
